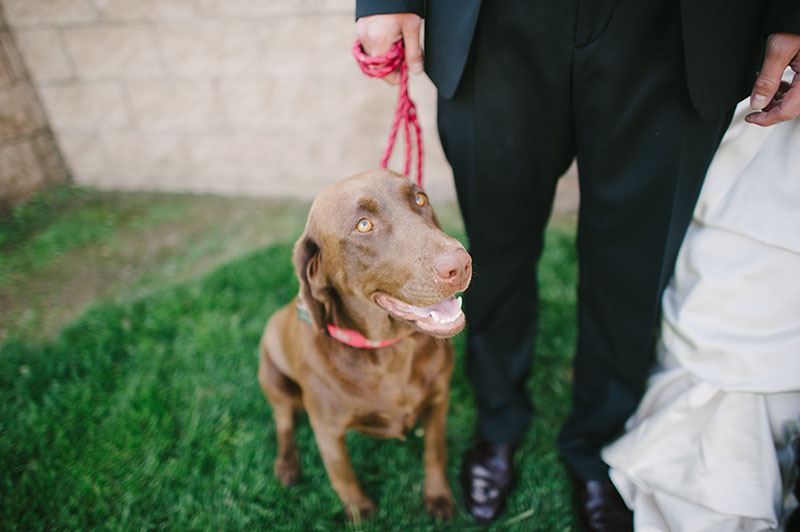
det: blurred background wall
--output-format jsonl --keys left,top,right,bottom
{"left": 0, "top": 0, "right": 456, "bottom": 204}
{"left": 0, "top": 3, "right": 68, "bottom": 207}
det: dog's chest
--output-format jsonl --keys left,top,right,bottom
{"left": 348, "top": 378, "right": 429, "bottom": 438}
{"left": 340, "top": 346, "right": 447, "bottom": 439}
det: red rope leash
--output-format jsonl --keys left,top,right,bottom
{"left": 353, "top": 39, "right": 423, "bottom": 186}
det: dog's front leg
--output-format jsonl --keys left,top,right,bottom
{"left": 420, "top": 378, "right": 455, "bottom": 520}
{"left": 308, "top": 416, "right": 375, "bottom": 521}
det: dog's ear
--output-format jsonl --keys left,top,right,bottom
{"left": 292, "top": 230, "right": 328, "bottom": 330}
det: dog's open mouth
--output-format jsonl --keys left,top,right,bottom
{"left": 374, "top": 293, "right": 466, "bottom": 337}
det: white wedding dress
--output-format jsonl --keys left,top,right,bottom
{"left": 601, "top": 96, "right": 800, "bottom": 531}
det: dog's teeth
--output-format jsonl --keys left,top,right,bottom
{"left": 457, "top": 296, "right": 462, "bottom": 309}
{"left": 430, "top": 310, "right": 460, "bottom": 325}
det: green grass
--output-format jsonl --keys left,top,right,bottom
{"left": 0, "top": 193, "right": 579, "bottom": 531}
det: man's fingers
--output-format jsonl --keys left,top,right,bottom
{"left": 382, "top": 71, "right": 401, "bottom": 85}
{"left": 750, "top": 33, "right": 800, "bottom": 110}
{"left": 355, "top": 15, "right": 399, "bottom": 57}
{"left": 401, "top": 17, "right": 424, "bottom": 75}
{"left": 745, "top": 74, "right": 800, "bottom": 126}
{"left": 746, "top": 33, "right": 800, "bottom": 126}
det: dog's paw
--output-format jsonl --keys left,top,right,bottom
{"left": 425, "top": 494, "right": 455, "bottom": 520}
{"left": 345, "top": 499, "right": 376, "bottom": 523}
{"left": 274, "top": 449, "right": 300, "bottom": 487}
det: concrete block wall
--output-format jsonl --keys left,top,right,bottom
{"left": 0, "top": 4, "right": 68, "bottom": 207}
{"left": 2, "top": 0, "right": 457, "bottom": 203}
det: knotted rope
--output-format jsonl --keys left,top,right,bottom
{"left": 353, "top": 39, "right": 423, "bottom": 186}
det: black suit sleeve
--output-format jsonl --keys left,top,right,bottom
{"left": 355, "top": 0, "right": 425, "bottom": 20}
{"left": 765, "top": 0, "right": 800, "bottom": 35}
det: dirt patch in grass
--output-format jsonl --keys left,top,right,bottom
{"left": 1, "top": 191, "right": 314, "bottom": 341}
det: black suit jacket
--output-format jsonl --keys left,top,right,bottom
{"left": 356, "top": 0, "right": 800, "bottom": 118}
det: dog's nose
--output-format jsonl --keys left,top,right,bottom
{"left": 434, "top": 248, "right": 472, "bottom": 285}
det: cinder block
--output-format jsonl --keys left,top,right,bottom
{"left": 128, "top": 80, "right": 221, "bottom": 130}
{"left": 197, "top": 0, "right": 351, "bottom": 18}
{"left": 158, "top": 20, "right": 264, "bottom": 77}
{"left": 186, "top": 130, "right": 376, "bottom": 197}
{"left": 57, "top": 132, "right": 108, "bottom": 178}
{"left": 184, "top": 131, "right": 374, "bottom": 196}
{"left": 235, "top": 178, "right": 319, "bottom": 199}
{"left": 291, "top": 131, "right": 386, "bottom": 182}
{"left": 407, "top": 74, "right": 439, "bottom": 131}
{"left": 220, "top": 77, "right": 366, "bottom": 131}
{"left": 0, "top": 140, "right": 45, "bottom": 203}
{"left": 189, "top": 133, "right": 290, "bottom": 195}
{"left": 0, "top": 38, "right": 13, "bottom": 90}
{"left": 187, "top": 172, "right": 247, "bottom": 196}
{"left": 217, "top": 79, "right": 291, "bottom": 129}
{"left": 3, "top": 0, "right": 97, "bottom": 26}
{"left": 217, "top": 76, "right": 394, "bottom": 132}
{"left": 0, "top": 29, "right": 28, "bottom": 87}
{"left": 100, "top": 133, "right": 189, "bottom": 183}
{"left": 185, "top": 132, "right": 273, "bottom": 182}
{"left": 13, "top": 29, "right": 74, "bottom": 82}
{"left": 95, "top": 0, "right": 196, "bottom": 22}
{"left": 62, "top": 25, "right": 163, "bottom": 79}
{"left": 31, "top": 132, "right": 70, "bottom": 185}
{"left": 39, "top": 84, "right": 130, "bottom": 129}
{"left": 258, "top": 15, "right": 356, "bottom": 75}
{"left": 0, "top": 83, "right": 48, "bottom": 141}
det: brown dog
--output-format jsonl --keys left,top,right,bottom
{"left": 258, "top": 169, "right": 471, "bottom": 520}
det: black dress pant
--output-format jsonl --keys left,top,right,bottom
{"left": 437, "top": 0, "right": 732, "bottom": 480}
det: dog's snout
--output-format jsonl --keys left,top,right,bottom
{"left": 434, "top": 248, "right": 472, "bottom": 286}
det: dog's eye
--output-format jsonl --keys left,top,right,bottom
{"left": 414, "top": 192, "right": 427, "bottom": 207}
{"left": 356, "top": 218, "right": 373, "bottom": 233}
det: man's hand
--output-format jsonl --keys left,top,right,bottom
{"left": 355, "top": 13, "right": 423, "bottom": 85}
{"left": 745, "top": 33, "right": 800, "bottom": 126}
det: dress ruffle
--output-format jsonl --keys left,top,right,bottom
{"left": 602, "top": 94, "right": 800, "bottom": 531}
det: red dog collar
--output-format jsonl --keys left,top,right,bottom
{"left": 325, "top": 323, "right": 405, "bottom": 349}
{"left": 297, "top": 295, "right": 406, "bottom": 349}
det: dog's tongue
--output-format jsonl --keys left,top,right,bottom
{"left": 407, "top": 295, "right": 463, "bottom": 321}
{"left": 375, "top": 293, "right": 464, "bottom": 325}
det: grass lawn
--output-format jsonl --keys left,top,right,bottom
{"left": 1, "top": 185, "right": 579, "bottom": 531}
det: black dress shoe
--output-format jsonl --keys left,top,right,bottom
{"left": 786, "top": 504, "right": 800, "bottom": 532}
{"left": 571, "top": 474, "right": 633, "bottom": 532}
{"left": 461, "top": 439, "right": 517, "bottom": 523}
{"left": 788, "top": 472, "right": 800, "bottom": 531}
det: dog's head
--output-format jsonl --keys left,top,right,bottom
{"left": 293, "top": 169, "right": 471, "bottom": 339}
